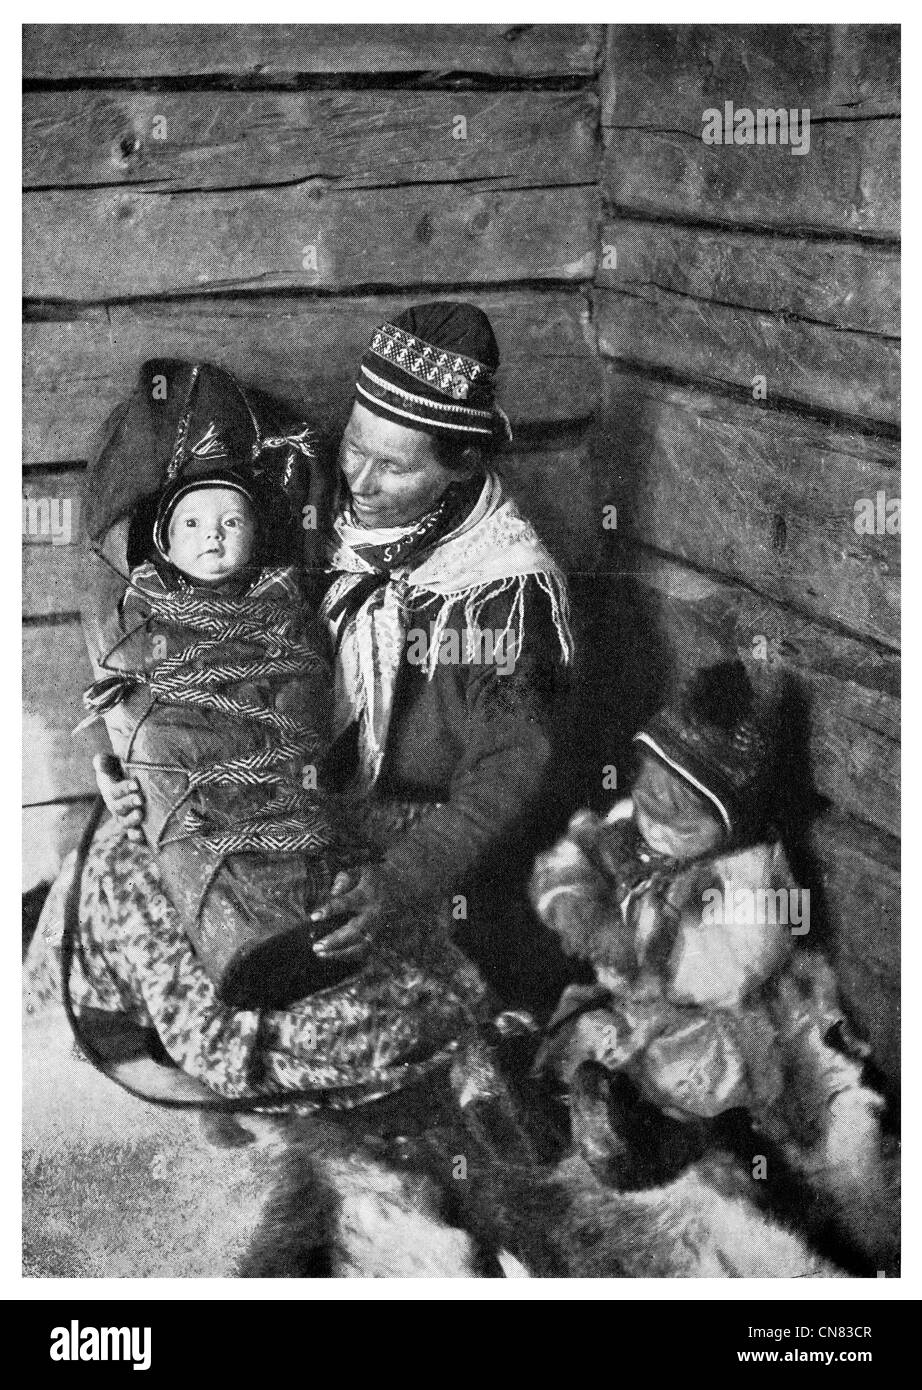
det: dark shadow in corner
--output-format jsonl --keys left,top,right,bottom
{"left": 771, "top": 676, "right": 833, "bottom": 954}
{"left": 565, "top": 383, "right": 674, "bottom": 813}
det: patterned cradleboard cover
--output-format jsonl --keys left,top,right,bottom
{"left": 77, "top": 359, "right": 355, "bottom": 1009}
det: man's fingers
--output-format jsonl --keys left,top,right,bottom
{"left": 329, "top": 869, "right": 357, "bottom": 897}
{"left": 313, "top": 914, "right": 371, "bottom": 960}
{"left": 313, "top": 903, "right": 374, "bottom": 953}
{"left": 315, "top": 940, "right": 367, "bottom": 963}
{"left": 309, "top": 885, "right": 365, "bottom": 923}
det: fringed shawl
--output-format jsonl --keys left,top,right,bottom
{"left": 321, "top": 474, "right": 573, "bottom": 786}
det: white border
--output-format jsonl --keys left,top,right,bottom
{"left": 8, "top": 2, "right": 916, "bottom": 1303}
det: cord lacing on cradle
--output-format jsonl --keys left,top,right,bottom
{"left": 83, "top": 583, "right": 335, "bottom": 858}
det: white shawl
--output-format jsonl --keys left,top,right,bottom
{"left": 321, "top": 474, "right": 573, "bottom": 786}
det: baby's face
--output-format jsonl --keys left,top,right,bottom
{"left": 166, "top": 487, "right": 255, "bottom": 584}
{"left": 632, "top": 753, "right": 725, "bottom": 860}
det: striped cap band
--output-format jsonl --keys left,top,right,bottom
{"left": 356, "top": 369, "right": 494, "bottom": 436}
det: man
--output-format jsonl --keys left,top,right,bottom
{"left": 73, "top": 301, "right": 575, "bottom": 1099}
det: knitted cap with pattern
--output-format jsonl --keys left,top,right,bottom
{"left": 354, "top": 301, "right": 502, "bottom": 438}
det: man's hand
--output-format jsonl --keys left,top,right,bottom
{"left": 310, "top": 864, "right": 401, "bottom": 963}
{"left": 93, "top": 753, "right": 146, "bottom": 841}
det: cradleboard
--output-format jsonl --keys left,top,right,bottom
{"left": 77, "top": 359, "right": 357, "bottom": 1008}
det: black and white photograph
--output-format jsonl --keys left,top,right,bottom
{"left": 19, "top": 12, "right": 904, "bottom": 1302}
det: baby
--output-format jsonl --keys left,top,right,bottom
{"left": 157, "top": 478, "right": 257, "bottom": 589}
{"left": 531, "top": 661, "right": 895, "bottom": 1264}
{"left": 80, "top": 361, "right": 352, "bottom": 1009}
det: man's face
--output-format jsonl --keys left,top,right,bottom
{"left": 166, "top": 486, "right": 255, "bottom": 584}
{"left": 337, "top": 403, "right": 466, "bottom": 528}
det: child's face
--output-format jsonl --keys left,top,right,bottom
{"left": 166, "top": 487, "right": 255, "bottom": 584}
{"left": 632, "top": 753, "right": 725, "bottom": 860}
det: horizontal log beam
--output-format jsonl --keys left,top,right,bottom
{"left": 23, "top": 24, "right": 603, "bottom": 82}
{"left": 24, "top": 183, "right": 598, "bottom": 301}
{"left": 596, "top": 367, "right": 900, "bottom": 651}
{"left": 599, "top": 219, "right": 898, "bottom": 334}
{"left": 25, "top": 90, "right": 599, "bottom": 192}
{"left": 603, "top": 24, "right": 900, "bottom": 125}
{"left": 604, "top": 123, "right": 899, "bottom": 239}
{"left": 23, "top": 291, "right": 599, "bottom": 465}
{"left": 601, "top": 28, "right": 899, "bottom": 239}
{"left": 595, "top": 220, "right": 899, "bottom": 426}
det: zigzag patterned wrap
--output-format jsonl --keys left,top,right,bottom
{"left": 83, "top": 562, "right": 356, "bottom": 1007}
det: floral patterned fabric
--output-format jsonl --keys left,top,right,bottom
{"left": 26, "top": 817, "right": 490, "bottom": 1105}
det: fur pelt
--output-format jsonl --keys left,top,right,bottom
{"left": 23, "top": 999, "right": 892, "bottom": 1279}
{"left": 239, "top": 1051, "right": 852, "bottom": 1280}
{"left": 240, "top": 1122, "right": 848, "bottom": 1280}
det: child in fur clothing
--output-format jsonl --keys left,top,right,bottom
{"left": 531, "top": 662, "right": 895, "bottom": 1263}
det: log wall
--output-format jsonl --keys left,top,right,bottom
{"left": 592, "top": 25, "right": 900, "bottom": 1082}
{"left": 22, "top": 24, "right": 900, "bottom": 1084}
{"left": 22, "top": 22, "right": 604, "bottom": 889}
